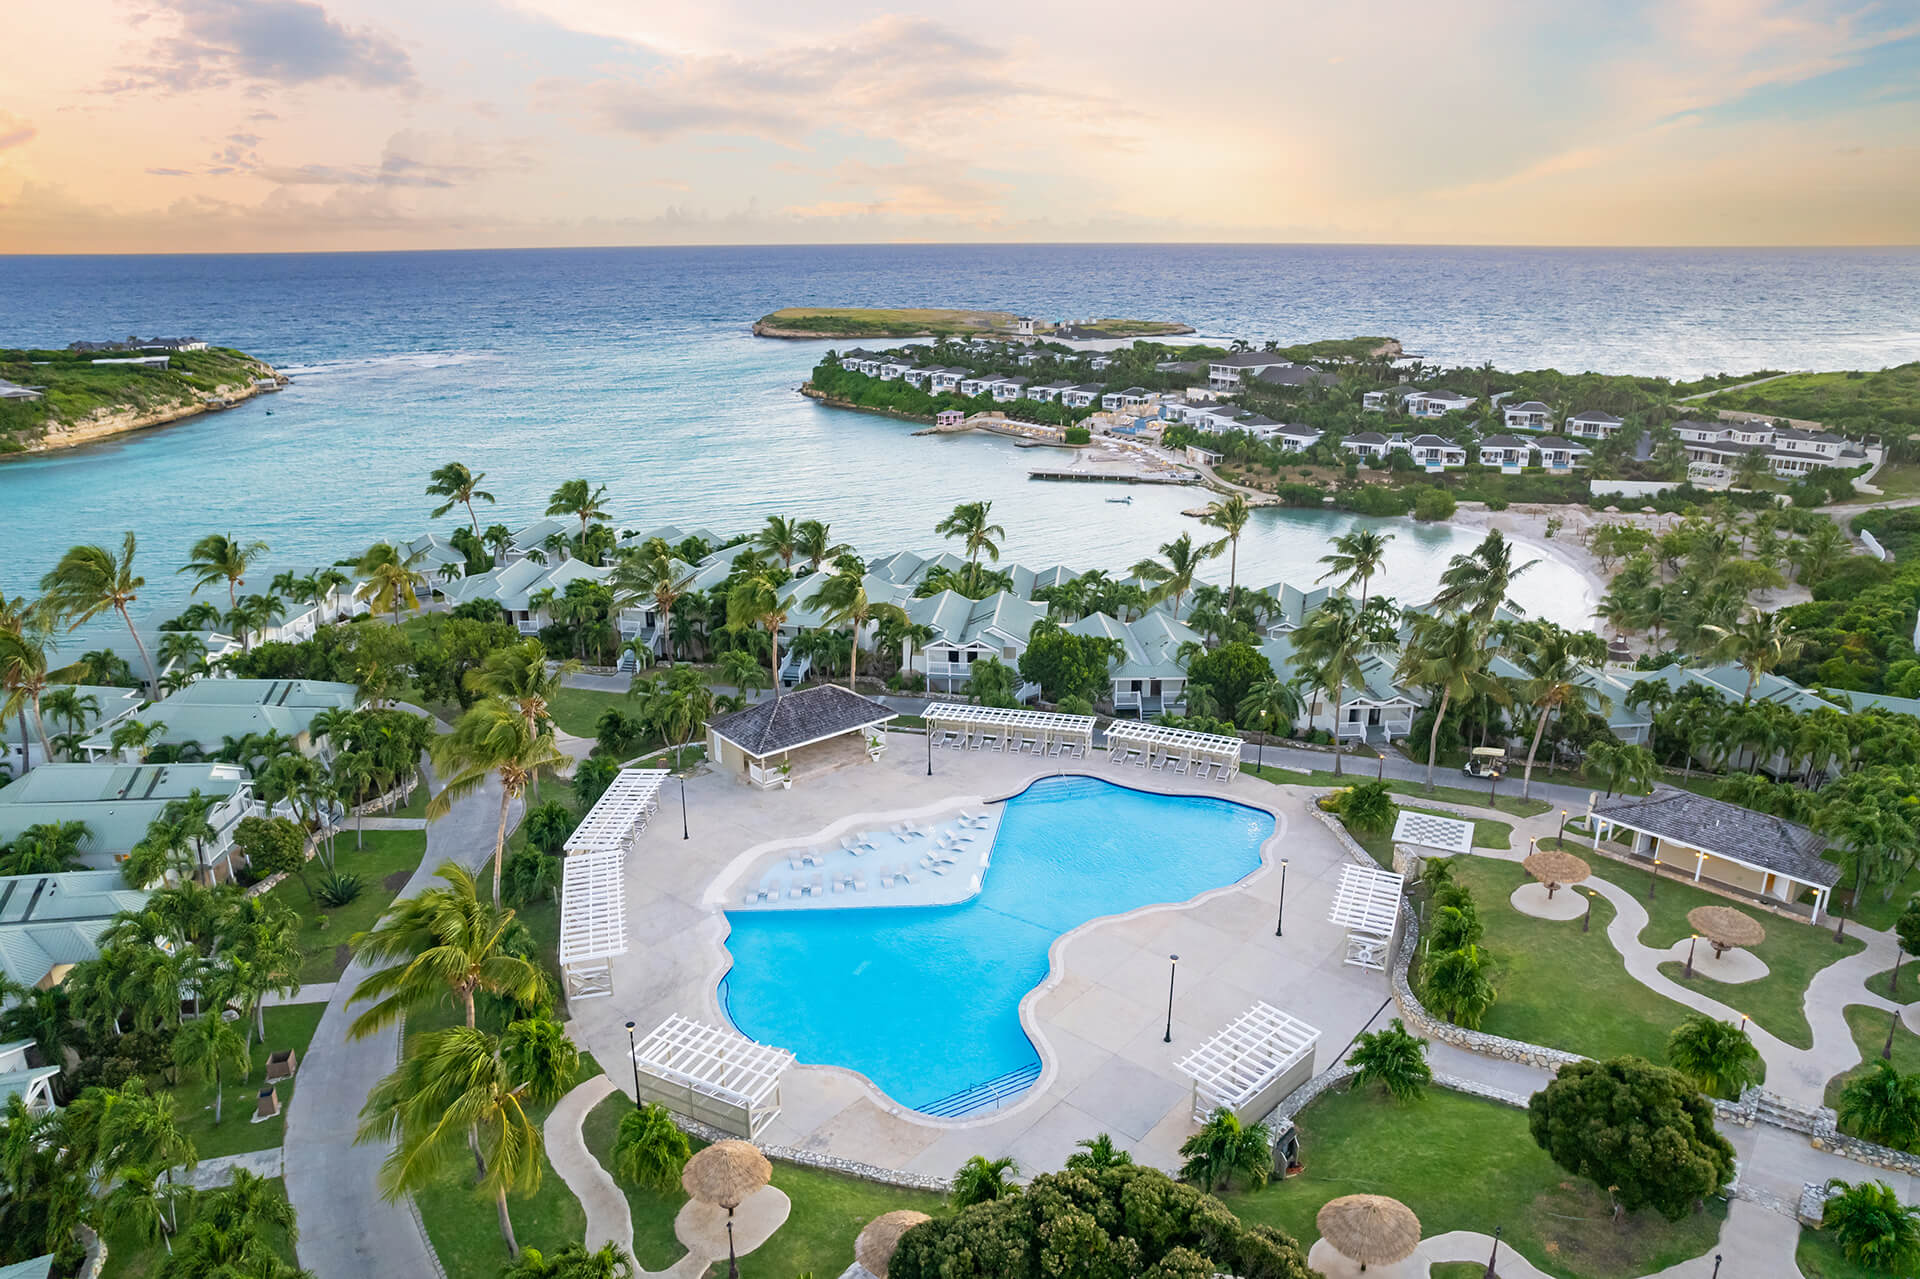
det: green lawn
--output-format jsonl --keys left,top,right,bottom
{"left": 1583, "top": 860, "right": 1862, "bottom": 1050}
{"left": 1824, "top": 854, "right": 1920, "bottom": 932}
{"left": 578, "top": 1093, "right": 946, "bottom": 1276}
{"left": 101, "top": 1176, "right": 299, "bottom": 1279}
{"left": 1798, "top": 1225, "right": 1891, "bottom": 1278}
{"left": 388, "top": 780, "right": 432, "bottom": 819}
{"left": 265, "top": 829, "right": 430, "bottom": 984}
{"left": 1223, "top": 1086, "right": 1725, "bottom": 1279}
{"left": 1243, "top": 762, "right": 1552, "bottom": 817}
{"left": 1433, "top": 858, "right": 1706, "bottom": 1065}
{"left": 1865, "top": 964, "right": 1920, "bottom": 1003}
{"left": 174, "top": 1002, "right": 325, "bottom": 1161}
{"left": 1822, "top": 1005, "right": 1920, "bottom": 1134}
{"left": 548, "top": 686, "right": 632, "bottom": 737}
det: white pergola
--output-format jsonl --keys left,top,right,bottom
{"left": 558, "top": 848, "right": 626, "bottom": 999}
{"left": 1326, "top": 863, "right": 1405, "bottom": 970}
{"left": 1391, "top": 810, "right": 1474, "bottom": 858}
{"left": 564, "top": 767, "right": 670, "bottom": 854}
{"left": 1177, "top": 1002, "right": 1321, "bottom": 1123}
{"left": 631, "top": 1015, "right": 795, "bottom": 1139}
{"left": 1105, "top": 721, "right": 1241, "bottom": 781}
{"left": 926, "top": 704, "right": 1095, "bottom": 757}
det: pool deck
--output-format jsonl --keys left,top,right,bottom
{"left": 570, "top": 731, "right": 1388, "bottom": 1181}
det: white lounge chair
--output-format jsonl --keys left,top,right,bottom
{"left": 787, "top": 882, "right": 803, "bottom": 900}
{"left": 852, "top": 874, "right": 867, "bottom": 892}
{"left": 896, "top": 866, "right": 915, "bottom": 885}
{"left": 787, "top": 852, "right": 806, "bottom": 870}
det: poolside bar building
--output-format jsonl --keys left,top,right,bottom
{"left": 705, "top": 685, "right": 896, "bottom": 789}
{"left": 1587, "top": 789, "right": 1839, "bottom": 922}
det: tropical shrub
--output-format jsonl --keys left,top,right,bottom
{"left": 612, "top": 1103, "right": 692, "bottom": 1193}
{"left": 1178, "top": 1106, "right": 1271, "bottom": 1192}
{"left": 1412, "top": 486, "right": 1457, "bottom": 521}
{"left": 1335, "top": 781, "right": 1397, "bottom": 834}
{"left": 233, "top": 815, "right": 307, "bottom": 885}
{"left": 1345, "top": 1018, "right": 1431, "bottom": 1103}
{"left": 523, "top": 800, "right": 579, "bottom": 857}
{"left": 1665, "top": 1014, "right": 1763, "bottom": 1100}
{"left": 502, "top": 850, "right": 562, "bottom": 907}
{"left": 950, "top": 1154, "right": 1020, "bottom": 1209}
{"left": 1821, "top": 1178, "right": 1920, "bottom": 1273}
{"left": 1840, "top": 1061, "right": 1920, "bottom": 1150}
{"left": 1528, "top": 1056, "right": 1736, "bottom": 1221}
{"left": 1420, "top": 943, "right": 1496, "bottom": 1028}
{"left": 1055, "top": 694, "right": 1094, "bottom": 717}
{"left": 888, "top": 1163, "right": 1315, "bottom": 1279}
{"left": 1064, "top": 1133, "right": 1132, "bottom": 1172}
{"left": 317, "top": 872, "right": 364, "bottom": 908}
{"left": 1064, "top": 425, "right": 1092, "bottom": 444}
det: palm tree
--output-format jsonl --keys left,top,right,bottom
{"left": 1344, "top": 1017, "right": 1431, "bottom": 1102}
{"left": 1583, "top": 739, "right": 1657, "bottom": 797}
{"left": 1199, "top": 494, "right": 1252, "bottom": 609}
{"left": 0, "top": 820, "right": 94, "bottom": 875}
{"left": 426, "top": 462, "right": 497, "bottom": 535}
{"left": 725, "top": 573, "right": 797, "bottom": 697}
{"left": 610, "top": 1102, "right": 691, "bottom": 1193}
{"left": 717, "top": 647, "right": 767, "bottom": 699}
{"left": 1701, "top": 611, "right": 1805, "bottom": 704}
{"left": 934, "top": 500, "right": 1006, "bottom": 568}
{"left": 1338, "top": 780, "right": 1398, "bottom": 833}
{"left": 949, "top": 1154, "right": 1020, "bottom": 1208}
{"left": 1177, "top": 1107, "right": 1271, "bottom": 1192}
{"left": 1291, "top": 596, "right": 1390, "bottom": 776}
{"left": 38, "top": 532, "right": 159, "bottom": 694}
{"left": 465, "top": 639, "right": 576, "bottom": 799}
{"left": 1317, "top": 526, "right": 1394, "bottom": 612}
{"left": 429, "top": 702, "right": 569, "bottom": 904}
{"left": 1130, "top": 533, "right": 1216, "bottom": 616}
{"left": 546, "top": 479, "right": 610, "bottom": 543}
{"left": 1792, "top": 520, "right": 1850, "bottom": 584}
{"left": 0, "top": 629, "right": 80, "bottom": 772}
{"left": 1421, "top": 943, "right": 1497, "bottom": 1028}
{"left": 1236, "top": 676, "right": 1303, "bottom": 770}
{"left": 609, "top": 540, "right": 696, "bottom": 661}
{"left": 1821, "top": 1178, "right": 1920, "bottom": 1272}
{"left": 178, "top": 533, "right": 269, "bottom": 610}
{"left": 111, "top": 718, "right": 168, "bottom": 762}
{"left": 1507, "top": 621, "right": 1610, "bottom": 799}
{"left": 482, "top": 524, "right": 514, "bottom": 569}
{"left": 105, "top": 1164, "right": 191, "bottom": 1255}
{"left": 1433, "top": 528, "right": 1540, "bottom": 621}
{"left": 173, "top": 1009, "right": 250, "bottom": 1126}
{"left": 1064, "top": 1133, "right": 1132, "bottom": 1172}
{"left": 1665, "top": 1013, "right": 1763, "bottom": 1100}
{"left": 754, "top": 515, "right": 802, "bottom": 571}
{"left": 794, "top": 519, "right": 846, "bottom": 572}
{"left": 501, "top": 1244, "right": 635, "bottom": 1279}
{"left": 816, "top": 572, "right": 908, "bottom": 691}
{"left": 101, "top": 1080, "right": 199, "bottom": 1234}
{"left": 1397, "top": 611, "right": 1506, "bottom": 791}
{"left": 358, "top": 1023, "right": 573, "bottom": 1259}
{"left": 354, "top": 541, "right": 429, "bottom": 623}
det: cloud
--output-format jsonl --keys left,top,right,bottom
{"left": 258, "top": 131, "right": 532, "bottom": 189}
{"left": 0, "top": 111, "right": 36, "bottom": 151}
{"left": 145, "top": 167, "right": 193, "bottom": 176}
{"left": 109, "top": 0, "right": 414, "bottom": 93}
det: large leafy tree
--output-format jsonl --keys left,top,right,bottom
{"left": 178, "top": 533, "right": 269, "bottom": 610}
{"left": 426, "top": 462, "right": 496, "bottom": 535}
{"left": 1017, "top": 622, "right": 1118, "bottom": 704}
{"left": 37, "top": 532, "right": 159, "bottom": 694}
{"left": 1527, "top": 1056, "right": 1736, "bottom": 1221}
{"left": 1665, "top": 1014, "right": 1763, "bottom": 1100}
{"left": 430, "top": 700, "right": 570, "bottom": 904}
{"left": 1184, "top": 642, "right": 1273, "bottom": 720}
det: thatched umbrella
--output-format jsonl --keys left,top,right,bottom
{"left": 1688, "top": 905, "right": 1766, "bottom": 959}
{"left": 682, "top": 1140, "right": 771, "bottom": 1212}
{"left": 1316, "top": 1194, "right": 1422, "bottom": 1269}
{"left": 855, "top": 1210, "right": 931, "bottom": 1278}
{"left": 1524, "top": 848, "right": 1591, "bottom": 900}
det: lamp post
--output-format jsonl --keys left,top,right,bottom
{"left": 1484, "top": 1224, "right": 1502, "bottom": 1279}
{"left": 1739, "top": 1013, "right": 1750, "bottom": 1038}
{"left": 1582, "top": 889, "right": 1595, "bottom": 934}
{"left": 726, "top": 1217, "right": 739, "bottom": 1279}
{"left": 926, "top": 721, "right": 933, "bottom": 776}
{"left": 1684, "top": 933, "right": 1698, "bottom": 980}
{"left": 1163, "top": 954, "right": 1180, "bottom": 1043}
{"left": 1710, "top": 1254, "right": 1721, "bottom": 1279}
{"left": 625, "top": 1021, "right": 641, "bottom": 1108}
{"left": 1648, "top": 857, "right": 1660, "bottom": 901}
{"left": 1558, "top": 809, "right": 1568, "bottom": 845}
{"left": 1886, "top": 1007, "right": 1901, "bottom": 1061}
{"left": 679, "top": 775, "right": 689, "bottom": 840}
{"left": 1274, "top": 859, "right": 1289, "bottom": 937}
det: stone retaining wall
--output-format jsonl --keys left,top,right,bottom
{"left": 1308, "top": 797, "right": 1383, "bottom": 870}
{"left": 1391, "top": 900, "right": 1585, "bottom": 1071}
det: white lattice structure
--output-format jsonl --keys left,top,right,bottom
{"left": 631, "top": 1015, "right": 794, "bottom": 1138}
{"left": 1104, "top": 721, "right": 1241, "bottom": 781}
{"left": 558, "top": 848, "right": 626, "bottom": 999}
{"left": 564, "top": 768, "right": 669, "bottom": 854}
{"left": 1177, "top": 1002, "right": 1320, "bottom": 1122}
{"left": 926, "top": 704, "right": 1095, "bottom": 757}
{"left": 1391, "top": 810, "right": 1473, "bottom": 857}
{"left": 1327, "top": 863, "right": 1405, "bottom": 970}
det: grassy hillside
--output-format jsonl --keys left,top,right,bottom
{"left": 1705, "top": 362, "right": 1920, "bottom": 433}
{"left": 0, "top": 346, "right": 275, "bottom": 453}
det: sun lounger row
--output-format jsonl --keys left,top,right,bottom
{"left": 933, "top": 729, "right": 1089, "bottom": 757}
{"left": 1107, "top": 746, "right": 1238, "bottom": 779}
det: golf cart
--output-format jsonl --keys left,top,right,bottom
{"left": 1463, "top": 746, "right": 1508, "bottom": 780}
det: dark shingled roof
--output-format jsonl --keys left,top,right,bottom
{"left": 707, "top": 685, "right": 896, "bottom": 757}
{"left": 1591, "top": 789, "right": 1838, "bottom": 886}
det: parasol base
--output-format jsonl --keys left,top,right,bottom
{"left": 1662, "top": 938, "right": 1768, "bottom": 984}
{"left": 1308, "top": 1239, "right": 1431, "bottom": 1277}
{"left": 1510, "top": 882, "right": 1586, "bottom": 921}
{"left": 675, "top": 1187, "right": 791, "bottom": 1263}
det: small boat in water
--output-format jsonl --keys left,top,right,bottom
{"left": 1105, "top": 495, "right": 1132, "bottom": 504}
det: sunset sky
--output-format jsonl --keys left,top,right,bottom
{"left": 2, "top": 0, "right": 1917, "bottom": 253}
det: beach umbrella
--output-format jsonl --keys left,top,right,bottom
{"left": 1523, "top": 848, "right": 1591, "bottom": 900}
{"left": 681, "top": 1139, "right": 772, "bottom": 1212}
{"left": 855, "top": 1210, "right": 931, "bottom": 1278}
{"left": 1316, "top": 1194, "right": 1422, "bottom": 1269}
{"left": 1688, "top": 904, "right": 1766, "bottom": 958}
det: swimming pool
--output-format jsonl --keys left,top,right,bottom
{"left": 718, "top": 776, "right": 1273, "bottom": 1116}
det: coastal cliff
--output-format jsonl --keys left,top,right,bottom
{"left": 0, "top": 347, "right": 285, "bottom": 458}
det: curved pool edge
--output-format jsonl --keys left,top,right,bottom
{"left": 694, "top": 770, "right": 1294, "bottom": 1133}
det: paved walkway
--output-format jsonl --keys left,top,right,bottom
{"left": 183, "top": 1146, "right": 284, "bottom": 1190}
{"left": 262, "top": 983, "right": 335, "bottom": 1007}
{"left": 282, "top": 765, "right": 525, "bottom": 1279}
{"left": 545, "top": 1076, "right": 636, "bottom": 1258}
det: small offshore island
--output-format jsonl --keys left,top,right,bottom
{"left": 753, "top": 305, "right": 1194, "bottom": 339}
{"left": 0, "top": 337, "right": 283, "bottom": 457}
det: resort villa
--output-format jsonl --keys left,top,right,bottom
{"left": 1476, "top": 435, "right": 1533, "bottom": 470}
{"left": 1066, "top": 611, "right": 1202, "bottom": 716}
{"left": 1402, "top": 390, "right": 1477, "bottom": 418}
{"left": 1586, "top": 789, "right": 1841, "bottom": 920}
{"left": 0, "top": 761, "right": 256, "bottom": 880}
{"left": 1565, "top": 409, "right": 1625, "bottom": 439}
{"left": 1532, "top": 435, "right": 1593, "bottom": 471}
{"left": 79, "top": 678, "right": 359, "bottom": 761}
{"left": 904, "top": 591, "right": 1048, "bottom": 695}
{"left": 1340, "top": 430, "right": 1395, "bottom": 460}
{"left": 1501, "top": 400, "right": 1555, "bottom": 431}
{"left": 2, "top": 684, "right": 142, "bottom": 773}
{"left": 0, "top": 1038, "right": 60, "bottom": 1116}
{"left": 1672, "top": 419, "right": 1871, "bottom": 477}
{"left": 1406, "top": 434, "right": 1468, "bottom": 469}
{"left": 0, "top": 869, "right": 151, "bottom": 996}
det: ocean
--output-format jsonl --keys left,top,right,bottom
{"left": 3, "top": 244, "right": 1918, "bottom": 633}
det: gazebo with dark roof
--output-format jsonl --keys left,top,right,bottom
{"left": 1588, "top": 788, "right": 1839, "bottom": 922}
{"left": 704, "top": 685, "right": 897, "bottom": 789}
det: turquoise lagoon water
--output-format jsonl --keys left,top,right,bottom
{"left": 719, "top": 776, "right": 1273, "bottom": 1114}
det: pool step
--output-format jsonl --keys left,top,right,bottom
{"left": 918, "top": 1062, "right": 1043, "bottom": 1119}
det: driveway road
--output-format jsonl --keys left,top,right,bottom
{"left": 282, "top": 767, "right": 519, "bottom": 1279}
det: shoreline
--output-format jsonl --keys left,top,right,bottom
{"left": 3, "top": 366, "right": 285, "bottom": 461}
